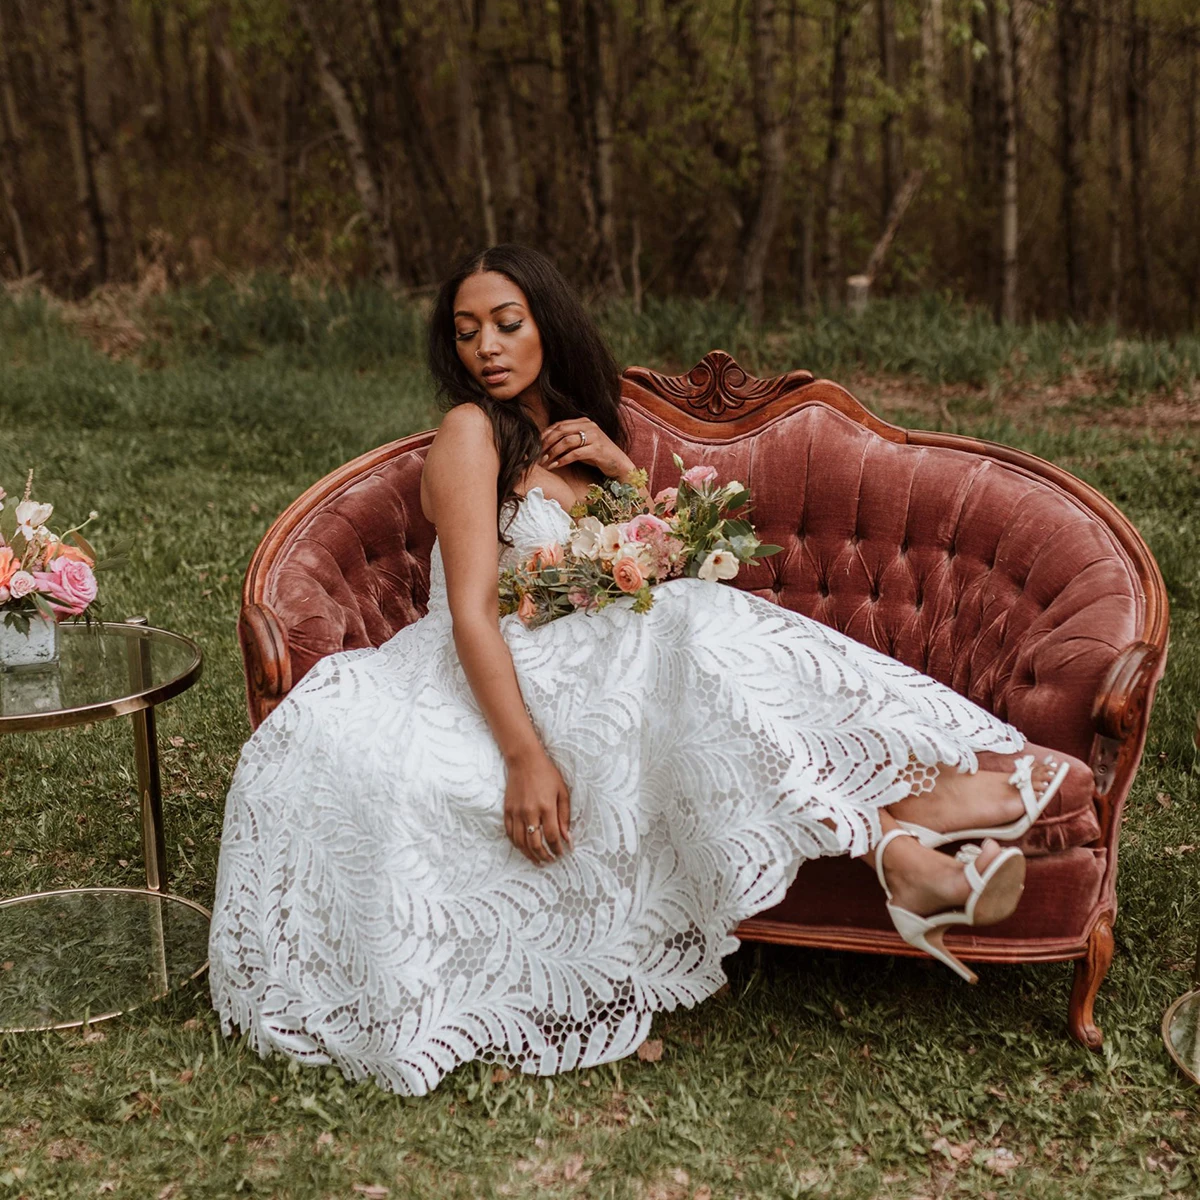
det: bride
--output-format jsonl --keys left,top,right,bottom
{"left": 209, "top": 244, "right": 1069, "bottom": 1096}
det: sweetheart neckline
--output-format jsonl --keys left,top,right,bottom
{"left": 518, "top": 485, "right": 574, "bottom": 519}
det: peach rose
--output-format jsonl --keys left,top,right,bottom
{"left": 0, "top": 546, "right": 15, "bottom": 588}
{"left": 682, "top": 464, "right": 718, "bottom": 488}
{"left": 31, "top": 557, "right": 98, "bottom": 615}
{"left": 516, "top": 593, "right": 537, "bottom": 625}
{"left": 529, "top": 542, "right": 564, "bottom": 571}
{"left": 54, "top": 542, "right": 95, "bottom": 566}
{"left": 612, "top": 556, "right": 645, "bottom": 594}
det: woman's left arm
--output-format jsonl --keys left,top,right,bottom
{"left": 539, "top": 418, "right": 639, "bottom": 482}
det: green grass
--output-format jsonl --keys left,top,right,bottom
{"left": 1, "top": 287, "right": 1198, "bottom": 1199}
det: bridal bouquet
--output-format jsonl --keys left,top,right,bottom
{"left": 499, "top": 457, "right": 781, "bottom": 629}
{"left": 0, "top": 470, "right": 113, "bottom": 632}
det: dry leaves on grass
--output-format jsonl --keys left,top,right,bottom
{"left": 351, "top": 1185, "right": 390, "bottom": 1198}
{"left": 636, "top": 1038, "right": 664, "bottom": 1063}
{"left": 983, "top": 1147, "right": 1022, "bottom": 1175}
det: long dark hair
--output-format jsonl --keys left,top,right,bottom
{"left": 427, "top": 244, "right": 626, "bottom": 540}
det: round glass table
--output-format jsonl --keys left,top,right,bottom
{"left": 0, "top": 618, "right": 209, "bottom": 1031}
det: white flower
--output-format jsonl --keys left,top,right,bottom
{"left": 723, "top": 480, "right": 745, "bottom": 497}
{"left": 698, "top": 549, "right": 740, "bottom": 582}
{"left": 567, "top": 516, "right": 605, "bottom": 560}
{"left": 599, "top": 523, "right": 624, "bottom": 558}
{"left": 15, "top": 499, "right": 52, "bottom": 538}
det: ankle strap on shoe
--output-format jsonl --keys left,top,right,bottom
{"left": 874, "top": 827, "right": 915, "bottom": 900}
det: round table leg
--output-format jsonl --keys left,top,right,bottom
{"left": 125, "top": 617, "right": 166, "bottom": 893}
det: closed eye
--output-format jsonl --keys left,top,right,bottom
{"left": 499, "top": 321, "right": 523, "bottom": 333}
{"left": 455, "top": 330, "right": 478, "bottom": 341}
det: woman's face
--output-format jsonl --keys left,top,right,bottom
{"left": 453, "top": 271, "right": 544, "bottom": 404}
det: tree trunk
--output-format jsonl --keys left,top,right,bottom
{"left": 209, "top": 4, "right": 263, "bottom": 156}
{"left": 372, "top": 0, "right": 462, "bottom": 267}
{"left": 740, "top": 0, "right": 784, "bottom": 323}
{"left": 149, "top": 0, "right": 173, "bottom": 149}
{"left": 993, "top": 0, "right": 1019, "bottom": 323}
{"left": 822, "top": 0, "right": 852, "bottom": 307}
{"left": 296, "top": 0, "right": 399, "bottom": 286}
{"left": 1127, "top": 1, "right": 1149, "bottom": 324}
{"left": 0, "top": 0, "right": 31, "bottom": 274}
{"left": 1186, "top": 25, "right": 1198, "bottom": 325}
{"left": 1058, "top": 0, "right": 1087, "bottom": 319}
{"left": 459, "top": 0, "right": 498, "bottom": 248}
{"left": 179, "top": 13, "right": 202, "bottom": 141}
{"left": 584, "top": 0, "right": 622, "bottom": 292}
{"left": 877, "top": 0, "right": 900, "bottom": 222}
{"left": 920, "top": 0, "right": 944, "bottom": 122}
{"left": 60, "top": 0, "right": 108, "bottom": 284}
{"left": 1107, "top": 0, "right": 1124, "bottom": 326}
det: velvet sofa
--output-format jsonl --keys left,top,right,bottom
{"left": 238, "top": 351, "right": 1169, "bottom": 1047}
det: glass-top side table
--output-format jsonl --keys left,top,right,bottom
{"left": 0, "top": 618, "right": 209, "bottom": 1032}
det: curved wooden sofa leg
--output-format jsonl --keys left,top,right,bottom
{"left": 1068, "top": 915, "right": 1115, "bottom": 1050}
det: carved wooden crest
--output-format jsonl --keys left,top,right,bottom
{"left": 623, "top": 350, "right": 815, "bottom": 422}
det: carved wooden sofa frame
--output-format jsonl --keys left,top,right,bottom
{"left": 239, "top": 352, "right": 1169, "bottom": 1047}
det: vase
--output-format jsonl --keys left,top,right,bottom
{"left": 0, "top": 612, "right": 60, "bottom": 671}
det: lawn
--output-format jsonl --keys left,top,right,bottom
{"left": 1, "top": 282, "right": 1198, "bottom": 1199}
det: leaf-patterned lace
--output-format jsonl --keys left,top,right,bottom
{"left": 209, "top": 486, "right": 1022, "bottom": 1095}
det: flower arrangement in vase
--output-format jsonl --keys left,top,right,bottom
{"left": 0, "top": 470, "right": 118, "bottom": 670}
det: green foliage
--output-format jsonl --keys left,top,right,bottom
{"left": 0, "top": 298, "right": 1198, "bottom": 1197}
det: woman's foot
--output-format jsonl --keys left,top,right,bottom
{"left": 875, "top": 833, "right": 1013, "bottom": 920}
{"left": 871, "top": 830, "right": 1027, "bottom": 983}
{"left": 888, "top": 752, "right": 1066, "bottom": 844}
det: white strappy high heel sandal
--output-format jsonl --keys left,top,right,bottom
{"left": 876, "top": 828, "right": 1027, "bottom": 984}
{"left": 895, "top": 753, "right": 1071, "bottom": 849}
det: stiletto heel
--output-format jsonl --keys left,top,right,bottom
{"left": 896, "top": 754, "right": 1070, "bottom": 848}
{"left": 875, "top": 828, "right": 1027, "bottom": 984}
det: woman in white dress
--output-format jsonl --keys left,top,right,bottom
{"left": 209, "top": 245, "right": 1069, "bottom": 1097}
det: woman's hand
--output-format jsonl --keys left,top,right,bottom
{"left": 503, "top": 747, "right": 574, "bottom": 865}
{"left": 540, "top": 418, "right": 636, "bottom": 482}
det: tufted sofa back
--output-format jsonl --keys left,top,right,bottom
{"left": 245, "top": 354, "right": 1147, "bottom": 763}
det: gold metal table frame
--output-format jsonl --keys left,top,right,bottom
{"left": 0, "top": 618, "right": 208, "bottom": 1032}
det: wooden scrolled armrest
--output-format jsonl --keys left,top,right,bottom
{"left": 1088, "top": 641, "right": 1161, "bottom": 801}
{"left": 238, "top": 601, "right": 293, "bottom": 731}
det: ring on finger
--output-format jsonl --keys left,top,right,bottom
{"left": 578, "top": 430, "right": 587, "bottom": 446}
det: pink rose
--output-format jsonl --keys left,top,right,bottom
{"left": 653, "top": 487, "right": 678, "bottom": 514}
{"left": 529, "top": 542, "right": 564, "bottom": 571}
{"left": 682, "top": 464, "right": 718, "bottom": 488}
{"left": 7, "top": 570, "right": 36, "bottom": 599}
{"left": 612, "top": 556, "right": 645, "bottom": 594}
{"left": 31, "top": 557, "right": 98, "bottom": 616}
{"left": 568, "top": 588, "right": 591, "bottom": 609}
{"left": 622, "top": 513, "right": 671, "bottom": 542}
{"left": 516, "top": 593, "right": 537, "bottom": 625}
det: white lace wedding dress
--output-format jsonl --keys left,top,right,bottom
{"left": 209, "top": 486, "right": 1023, "bottom": 1095}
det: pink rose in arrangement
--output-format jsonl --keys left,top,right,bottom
{"left": 7, "top": 570, "right": 37, "bottom": 599}
{"left": 682, "top": 464, "right": 718, "bottom": 488}
{"left": 652, "top": 487, "right": 678, "bottom": 514}
{"left": 529, "top": 543, "right": 564, "bottom": 571}
{"left": 567, "top": 588, "right": 592, "bottom": 609}
{"left": 32, "top": 556, "right": 98, "bottom": 616}
{"left": 516, "top": 593, "right": 537, "bottom": 625}
{"left": 622, "top": 513, "right": 672, "bottom": 543}
{"left": 612, "top": 557, "right": 645, "bottom": 594}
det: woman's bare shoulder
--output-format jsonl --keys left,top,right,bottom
{"left": 421, "top": 405, "right": 499, "bottom": 522}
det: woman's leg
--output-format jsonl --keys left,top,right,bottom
{"left": 864, "top": 809, "right": 1013, "bottom": 918}
{"left": 885, "top": 750, "right": 1064, "bottom": 842}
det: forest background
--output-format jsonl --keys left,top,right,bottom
{"left": 0, "top": 0, "right": 1198, "bottom": 332}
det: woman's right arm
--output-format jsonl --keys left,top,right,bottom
{"left": 421, "top": 405, "right": 572, "bottom": 865}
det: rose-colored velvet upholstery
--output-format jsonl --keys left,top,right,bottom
{"left": 240, "top": 355, "right": 1169, "bottom": 1046}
